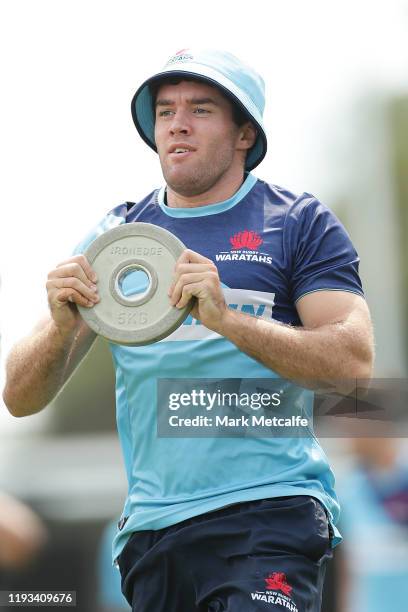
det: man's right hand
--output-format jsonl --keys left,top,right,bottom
{"left": 46, "top": 254, "right": 100, "bottom": 334}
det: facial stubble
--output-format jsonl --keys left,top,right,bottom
{"left": 159, "top": 134, "right": 240, "bottom": 198}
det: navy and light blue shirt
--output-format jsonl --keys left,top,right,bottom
{"left": 74, "top": 173, "right": 364, "bottom": 563}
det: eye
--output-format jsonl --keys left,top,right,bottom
{"left": 157, "top": 109, "right": 174, "bottom": 117}
{"left": 193, "top": 107, "right": 209, "bottom": 114}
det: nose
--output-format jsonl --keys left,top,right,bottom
{"left": 168, "top": 109, "right": 191, "bottom": 136}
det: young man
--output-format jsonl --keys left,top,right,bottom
{"left": 3, "top": 49, "right": 374, "bottom": 611}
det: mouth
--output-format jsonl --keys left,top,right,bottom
{"left": 168, "top": 144, "right": 196, "bottom": 159}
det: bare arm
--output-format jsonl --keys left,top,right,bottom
{"left": 170, "top": 250, "right": 375, "bottom": 389}
{"left": 3, "top": 255, "right": 99, "bottom": 417}
{"left": 217, "top": 291, "right": 374, "bottom": 385}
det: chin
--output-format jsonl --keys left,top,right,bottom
{"left": 165, "top": 166, "right": 229, "bottom": 198}
{"left": 164, "top": 169, "right": 206, "bottom": 197}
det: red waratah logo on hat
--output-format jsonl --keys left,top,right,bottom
{"left": 175, "top": 48, "right": 189, "bottom": 55}
{"left": 230, "top": 230, "right": 263, "bottom": 251}
{"left": 265, "top": 573, "right": 292, "bottom": 596}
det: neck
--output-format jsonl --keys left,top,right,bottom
{"left": 167, "top": 168, "right": 246, "bottom": 208}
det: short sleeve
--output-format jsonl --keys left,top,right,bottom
{"left": 284, "top": 196, "right": 364, "bottom": 304}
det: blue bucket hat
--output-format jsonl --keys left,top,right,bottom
{"left": 131, "top": 48, "right": 267, "bottom": 171}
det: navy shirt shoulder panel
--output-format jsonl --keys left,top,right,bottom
{"left": 282, "top": 193, "right": 364, "bottom": 303}
{"left": 123, "top": 190, "right": 159, "bottom": 222}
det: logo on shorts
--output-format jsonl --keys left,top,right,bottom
{"left": 215, "top": 229, "right": 272, "bottom": 265}
{"left": 250, "top": 572, "right": 298, "bottom": 611}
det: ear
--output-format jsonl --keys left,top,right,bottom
{"left": 236, "top": 122, "right": 257, "bottom": 151}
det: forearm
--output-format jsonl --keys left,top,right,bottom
{"left": 217, "top": 309, "right": 373, "bottom": 387}
{"left": 3, "top": 319, "right": 96, "bottom": 417}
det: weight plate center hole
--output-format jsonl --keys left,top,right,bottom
{"left": 116, "top": 266, "right": 151, "bottom": 302}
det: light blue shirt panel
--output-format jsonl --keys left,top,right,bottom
{"left": 111, "top": 334, "right": 341, "bottom": 561}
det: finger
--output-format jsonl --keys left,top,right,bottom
{"left": 170, "top": 272, "right": 217, "bottom": 306}
{"left": 175, "top": 262, "right": 216, "bottom": 272}
{"left": 49, "top": 262, "right": 97, "bottom": 291}
{"left": 175, "top": 282, "right": 204, "bottom": 309}
{"left": 169, "top": 263, "right": 217, "bottom": 296}
{"left": 52, "top": 288, "right": 95, "bottom": 308}
{"left": 47, "top": 277, "right": 99, "bottom": 303}
{"left": 55, "top": 255, "right": 98, "bottom": 283}
{"left": 170, "top": 272, "right": 209, "bottom": 305}
{"left": 175, "top": 249, "right": 214, "bottom": 266}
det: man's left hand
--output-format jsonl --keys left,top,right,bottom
{"left": 169, "top": 249, "right": 227, "bottom": 332}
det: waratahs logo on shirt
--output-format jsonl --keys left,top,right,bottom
{"left": 250, "top": 572, "right": 298, "bottom": 610}
{"left": 265, "top": 573, "right": 293, "bottom": 596}
{"left": 215, "top": 229, "right": 272, "bottom": 265}
{"left": 165, "top": 49, "right": 193, "bottom": 66}
{"left": 230, "top": 230, "right": 263, "bottom": 250}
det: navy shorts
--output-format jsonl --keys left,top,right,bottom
{"left": 117, "top": 496, "right": 333, "bottom": 611}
